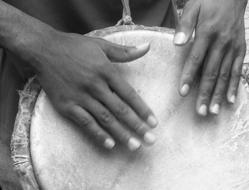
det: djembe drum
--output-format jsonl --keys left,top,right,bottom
{"left": 10, "top": 1, "right": 249, "bottom": 190}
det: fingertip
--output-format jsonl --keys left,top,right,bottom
{"left": 136, "top": 42, "right": 150, "bottom": 52}
{"left": 174, "top": 32, "right": 188, "bottom": 45}
{"left": 180, "top": 84, "right": 190, "bottom": 96}
{"left": 144, "top": 132, "right": 156, "bottom": 145}
{"left": 147, "top": 115, "right": 158, "bottom": 128}
{"left": 104, "top": 138, "right": 115, "bottom": 149}
{"left": 128, "top": 137, "right": 141, "bottom": 151}
{"left": 209, "top": 104, "right": 220, "bottom": 115}
{"left": 198, "top": 104, "right": 208, "bottom": 116}
{"left": 227, "top": 94, "right": 236, "bottom": 104}
{"left": 133, "top": 42, "right": 150, "bottom": 58}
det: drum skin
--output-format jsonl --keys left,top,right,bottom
{"left": 12, "top": 26, "right": 249, "bottom": 190}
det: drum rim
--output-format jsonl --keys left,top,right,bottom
{"left": 10, "top": 25, "right": 175, "bottom": 190}
{"left": 11, "top": 77, "right": 41, "bottom": 189}
{"left": 86, "top": 25, "right": 175, "bottom": 38}
{"left": 10, "top": 24, "right": 249, "bottom": 189}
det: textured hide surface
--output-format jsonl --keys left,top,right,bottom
{"left": 28, "top": 30, "right": 249, "bottom": 190}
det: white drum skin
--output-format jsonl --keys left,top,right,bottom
{"left": 12, "top": 26, "right": 249, "bottom": 190}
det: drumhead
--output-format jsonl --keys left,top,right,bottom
{"left": 12, "top": 25, "right": 249, "bottom": 190}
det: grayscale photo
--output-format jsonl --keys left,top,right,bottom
{"left": 1, "top": 0, "right": 249, "bottom": 189}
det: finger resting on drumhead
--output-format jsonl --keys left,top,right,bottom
{"left": 196, "top": 45, "right": 224, "bottom": 116}
{"left": 67, "top": 105, "right": 115, "bottom": 150}
{"left": 104, "top": 41, "right": 150, "bottom": 63}
{"left": 83, "top": 97, "right": 142, "bottom": 151}
{"left": 179, "top": 36, "right": 209, "bottom": 97}
{"left": 174, "top": 1, "right": 199, "bottom": 45}
{"left": 227, "top": 56, "right": 244, "bottom": 104}
{"left": 92, "top": 87, "right": 156, "bottom": 145}
{"left": 107, "top": 75, "right": 158, "bottom": 128}
{"left": 209, "top": 50, "right": 234, "bottom": 115}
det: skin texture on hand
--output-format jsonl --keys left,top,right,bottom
{"left": 174, "top": 0, "right": 248, "bottom": 116}
{"left": 31, "top": 31, "right": 158, "bottom": 151}
{"left": 0, "top": 0, "right": 158, "bottom": 152}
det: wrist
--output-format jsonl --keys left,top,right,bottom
{"left": 0, "top": 1, "right": 57, "bottom": 72}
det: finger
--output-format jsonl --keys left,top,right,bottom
{"left": 83, "top": 96, "right": 142, "bottom": 151}
{"left": 91, "top": 83, "right": 156, "bottom": 145}
{"left": 227, "top": 55, "right": 244, "bottom": 104}
{"left": 196, "top": 43, "right": 225, "bottom": 116}
{"left": 107, "top": 74, "right": 158, "bottom": 128}
{"left": 174, "top": 1, "right": 199, "bottom": 45}
{"left": 179, "top": 34, "right": 209, "bottom": 96}
{"left": 209, "top": 50, "right": 234, "bottom": 114}
{"left": 102, "top": 40, "right": 150, "bottom": 63}
{"left": 68, "top": 105, "right": 115, "bottom": 149}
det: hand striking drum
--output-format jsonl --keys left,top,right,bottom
{"left": 11, "top": 19, "right": 249, "bottom": 190}
{"left": 4, "top": 0, "right": 249, "bottom": 189}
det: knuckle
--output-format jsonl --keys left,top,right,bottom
{"left": 67, "top": 106, "right": 93, "bottom": 127}
{"left": 140, "top": 109, "right": 151, "bottom": 120}
{"left": 88, "top": 81, "right": 103, "bottom": 94}
{"left": 119, "top": 46, "right": 130, "bottom": 59}
{"left": 218, "top": 35, "right": 230, "bottom": 47}
{"left": 79, "top": 115, "right": 92, "bottom": 127}
{"left": 219, "top": 72, "right": 230, "bottom": 82}
{"left": 127, "top": 88, "right": 138, "bottom": 99}
{"left": 180, "top": 17, "right": 193, "bottom": 28}
{"left": 182, "top": 72, "right": 194, "bottom": 83}
{"left": 188, "top": 53, "right": 201, "bottom": 65}
{"left": 200, "top": 90, "right": 211, "bottom": 98}
{"left": 203, "top": 73, "right": 218, "bottom": 83}
{"left": 212, "top": 93, "right": 223, "bottom": 103}
{"left": 57, "top": 101, "right": 73, "bottom": 115}
{"left": 99, "top": 110, "right": 114, "bottom": 125}
{"left": 103, "top": 66, "right": 118, "bottom": 81}
{"left": 94, "top": 130, "right": 106, "bottom": 139}
{"left": 115, "top": 103, "right": 129, "bottom": 118}
{"left": 134, "top": 121, "right": 146, "bottom": 133}
{"left": 213, "top": 91, "right": 222, "bottom": 98}
{"left": 122, "top": 46, "right": 130, "bottom": 55}
{"left": 82, "top": 74, "right": 99, "bottom": 88}
{"left": 200, "top": 24, "right": 217, "bottom": 37}
{"left": 234, "top": 42, "right": 246, "bottom": 53}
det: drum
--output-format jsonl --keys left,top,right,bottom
{"left": 11, "top": 25, "right": 249, "bottom": 190}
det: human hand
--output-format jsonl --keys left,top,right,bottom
{"left": 29, "top": 31, "right": 157, "bottom": 151}
{"left": 174, "top": 0, "right": 247, "bottom": 116}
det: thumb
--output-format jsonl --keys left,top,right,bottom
{"left": 174, "top": 1, "right": 199, "bottom": 45}
{"left": 103, "top": 41, "right": 150, "bottom": 63}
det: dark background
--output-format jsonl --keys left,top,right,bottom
{"left": 175, "top": 0, "right": 188, "bottom": 8}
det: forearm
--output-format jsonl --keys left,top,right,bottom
{"left": 0, "top": 0, "right": 55, "bottom": 67}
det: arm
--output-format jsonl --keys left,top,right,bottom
{"left": 0, "top": 0, "right": 158, "bottom": 151}
{"left": 174, "top": 0, "right": 248, "bottom": 116}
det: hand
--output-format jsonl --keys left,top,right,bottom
{"left": 174, "top": 0, "right": 247, "bottom": 116}
{"left": 30, "top": 31, "right": 157, "bottom": 151}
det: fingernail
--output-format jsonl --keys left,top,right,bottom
{"left": 144, "top": 132, "right": 156, "bottom": 145}
{"left": 243, "top": 64, "right": 247, "bottom": 72}
{"left": 136, "top": 42, "right": 150, "bottom": 51}
{"left": 228, "top": 95, "right": 236, "bottom": 104}
{"left": 198, "top": 105, "right": 208, "bottom": 116}
{"left": 104, "top": 138, "right": 115, "bottom": 149}
{"left": 210, "top": 104, "right": 220, "bottom": 115}
{"left": 147, "top": 115, "right": 158, "bottom": 128}
{"left": 174, "top": 32, "right": 187, "bottom": 45}
{"left": 128, "top": 137, "right": 141, "bottom": 151}
{"left": 180, "top": 84, "right": 190, "bottom": 96}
